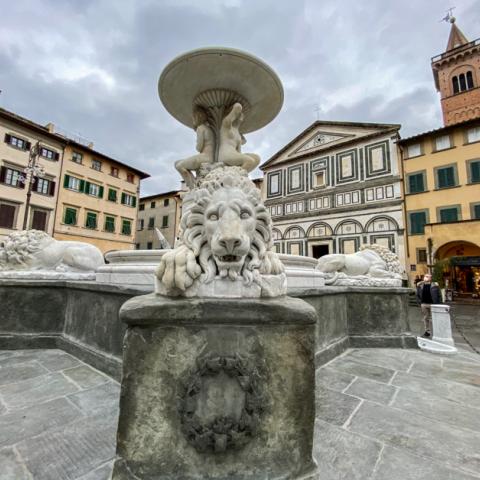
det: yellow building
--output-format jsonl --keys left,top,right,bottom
{"left": 399, "top": 18, "right": 480, "bottom": 295}
{"left": 55, "top": 143, "right": 150, "bottom": 253}
{"left": 399, "top": 122, "right": 480, "bottom": 292}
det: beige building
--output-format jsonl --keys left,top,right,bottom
{"left": 136, "top": 190, "right": 182, "bottom": 249}
{"left": 0, "top": 108, "right": 64, "bottom": 239}
{"left": 0, "top": 107, "right": 150, "bottom": 253}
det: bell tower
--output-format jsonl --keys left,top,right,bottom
{"left": 431, "top": 16, "right": 480, "bottom": 126}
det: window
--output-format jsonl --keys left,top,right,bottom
{"left": 436, "top": 166, "right": 456, "bottom": 188}
{"left": 472, "top": 204, "right": 480, "bottom": 219}
{"left": 108, "top": 188, "right": 117, "bottom": 202}
{"left": 104, "top": 216, "right": 115, "bottom": 232}
{"left": 407, "top": 143, "right": 421, "bottom": 158}
{"left": 0, "top": 203, "right": 17, "bottom": 229}
{"left": 127, "top": 173, "right": 134, "bottom": 183}
{"left": 1, "top": 167, "right": 24, "bottom": 188}
{"left": 4, "top": 134, "right": 30, "bottom": 151}
{"left": 86, "top": 182, "right": 103, "bottom": 198}
{"left": 137, "top": 219, "right": 144, "bottom": 230}
{"left": 139, "top": 203, "right": 145, "bottom": 211}
{"left": 417, "top": 249, "right": 427, "bottom": 264}
{"left": 151, "top": 201, "right": 156, "bottom": 209}
{"left": 467, "top": 127, "right": 480, "bottom": 144}
{"left": 135, "top": 243, "right": 140, "bottom": 250}
{"left": 64, "top": 207, "right": 77, "bottom": 225}
{"left": 162, "top": 215, "right": 169, "bottom": 228}
{"left": 31, "top": 209, "right": 48, "bottom": 231}
{"left": 434, "top": 135, "right": 451, "bottom": 151}
{"left": 314, "top": 171, "right": 326, "bottom": 188}
{"left": 409, "top": 211, "right": 427, "bottom": 235}
{"left": 110, "top": 167, "right": 119, "bottom": 177}
{"left": 148, "top": 217, "right": 155, "bottom": 229}
{"left": 268, "top": 172, "right": 281, "bottom": 196}
{"left": 164, "top": 198, "right": 169, "bottom": 207}
{"left": 290, "top": 168, "right": 301, "bottom": 189}
{"left": 439, "top": 207, "right": 459, "bottom": 223}
{"left": 64, "top": 174, "right": 82, "bottom": 192}
{"left": 466, "top": 71, "right": 474, "bottom": 89}
{"left": 407, "top": 172, "right": 425, "bottom": 193}
{"left": 147, "top": 242, "right": 153, "bottom": 250}
{"left": 39, "top": 147, "right": 58, "bottom": 160}
{"left": 459, "top": 73, "right": 466, "bottom": 91}
{"left": 121, "top": 193, "right": 136, "bottom": 207}
{"left": 452, "top": 76, "right": 459, "bottom": 94}
{"left": 91, "top": 159, "right": 102, "bottom": 171}
{"left": 85, "top": 212, "right": 97, "bottom": 229}
{"left": 72, "top": 152, "right": 83, "bottom": 164}
{"left": 469, "top": 160, "right": 480, "bottom": 183}
{"left": 35, "top": 178, "right": 55, "bottom": 196}
{"left": 121, "top": 219, "right": 132, "bottom": 235}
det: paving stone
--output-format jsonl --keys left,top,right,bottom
{"left": 348, "top": 401, "right": 480, "bottom": 475}
{"left": 392, "top": 371, "right": 480, "bottom": 407}
{"left": 313, "top": 419, "right": 381, "bottom": 480}
{"left": 62, "top": 365, "right": 109, "bottom": 389}
{"left": 0, "top": 398, "right": 82, "bottom": 448}
{"left": 0, "top": 447, "right": 32, "bottom": 480}
{"left": 0, "top": 373, "right": 79, "bottom": 410}
{"left": 345, "top": 377, "right": 396, "bottom": 405}
{"left": 315, "top": 366, "right": 355, "bottom": 392}
{"left": 346, "top": 349, "right": 412, "bottom": 371}
{"left": 315, "top": 385, "right": 360, "bottom": 426}
{"left": 35, "top": 350, "right": 81, "bottom": 372}
{"left": 328, "top": 357, "right": 395, "bottom": 384}
{"left": 442, "top": 358, "right": 480, "bottom": 375}
{"left": 0, "top": 362, "right": 49, "bottom": 386}
{"left": 77, "top": 461, "right": 113, "bottom": 480}
{"left": 17, "top": 413, "right": 117, "bottom": 480}
{"left": 458, "top": 352, "right": 480, "bottom": 364}
{"left": 372, "top": 445, "right": 479, "bottom": 480}
{"left": 410, "top": 362, "right": 480, "bottom": 388}
{"left": 68, "top": 381, "right": 120, "bottom": 415}
{"left": 391, "top": 388, "right": 480, "bottom": 432}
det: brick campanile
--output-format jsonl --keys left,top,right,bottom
{"left": 431, "top": 17, "right": 480, "bottom": 126}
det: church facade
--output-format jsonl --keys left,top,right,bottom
{"left": 260, "top": 121, "right": 406, "bottom": 269}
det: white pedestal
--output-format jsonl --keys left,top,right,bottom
{"left": 417, "top": 304, "right": 457, "bottom": 355}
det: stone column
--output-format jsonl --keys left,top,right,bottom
{"left": 431, "top": 304, "right": 455, "bottom": 346}
{"left": 112, "top": 294, "right": 318, "bottom": 480}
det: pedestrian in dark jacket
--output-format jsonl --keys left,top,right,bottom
{"left": 416, "top": 273, "right": 442, "bottom": 337}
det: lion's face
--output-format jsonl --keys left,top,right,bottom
{"left": 204, "top": 188, "right": 256, "bottom": 277}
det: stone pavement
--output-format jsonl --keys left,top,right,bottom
{"left": 1, "top": 345, "right": 479, "bottom": 479}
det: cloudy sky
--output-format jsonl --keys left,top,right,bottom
{"left": 1, "top": 0, "right": 478, "bottom": 195}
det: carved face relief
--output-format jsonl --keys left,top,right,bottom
{"left": 204, "top": 188, "right": 256, "bottom": 277}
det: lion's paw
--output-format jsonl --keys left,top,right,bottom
{"left": 156, "top": 245, "right": 202, "bottom": 291}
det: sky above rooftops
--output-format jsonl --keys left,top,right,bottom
{"left": 0, "top": 0, "right": 477, "bottom": 195}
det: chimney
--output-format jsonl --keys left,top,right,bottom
{"left": 46, "top": 122, "right": 55, "bottom": 133}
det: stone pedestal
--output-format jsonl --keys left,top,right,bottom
{"left": 112, "top": 294, "right": 318, "bottom": 480}
{"left": 431, "top": 304, "right": 455, "bottom": 346}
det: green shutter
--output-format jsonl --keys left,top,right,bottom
{"left": 410, "top": 212, "right": 426, "bottom": 234}
{"left": 79, "top": 179, "right": 85, "bottom": 192}
{"left": 105, "top": 216, "right": 115, "bottom": 232}
{"left": 408, "top": 173, "right": 424, "bottom": 193}
{"left": 85, "top": 212, "right": 97, "bottom": 229}
{"left": 108, "top": 189, "right": 117, "bottom": 202}
{"left": 98, "top": 186, "right": 104, "bottom": 198}
{"left": 64, "top": 207, "right": 77, "bottom": 225}
{"left": 440, "top": 208, "right": 458, "bottom": 223}
{"left": 63, "top": 174, "right": 70, "bottom": 188}
{"left": 122, "top": 219, "right": 131, "bottom": 235}
{"left": 121, "top": 192, "right": 126, "bottom": 205}
{"left": 474, "top": 204, "right": 480, "bottom": 219}
{"left": 471, "top": 161, "right": 480, "bottom": 183}
{"left": 84, "top": 181, "right": 91, "bottom": 195}
{"left": 132, "top": 196, "right": 136, "bottom": 208}
{"left": 438, "top": 167, "right": 455, "bottom": 188}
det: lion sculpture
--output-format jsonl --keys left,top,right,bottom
{"left": 156, "top": 166, "right": 285, "bottom": 296}
{"left": 316, "top": 244, "right": 403, "bottom": 287}
{"left": 0, "top": 230, "right": 105, "bottom": 275}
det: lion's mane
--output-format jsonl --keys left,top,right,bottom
{"left": 359, "top": 243, "right": 402, "bottom": 275}
{"left": 0, "top": 230, "right": 51, "bottom": 270}
{"left": 179, "top": 166, "right": 283, "bottom": 285}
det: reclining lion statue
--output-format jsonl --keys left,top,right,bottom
{"left": 316, "top": 244, "right": 403, "bottom": 287}
{"left": 156, "top": 166, "right": 285, "bottom": 297}
{"left": 0, "top": 230, "right": 104, "bottom": 274}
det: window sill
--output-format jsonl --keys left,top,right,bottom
{"left": 409, "top": 232, "right": 426, "bottom": 236}
{"left": 71, "top": 160, "right": 83, "bottom": 165}
{"left": 33, "top": 191, "right": 54, "bottom": 197}
{"left": 91, "top": 167, "right": 102, "bottom": 172}
{"left": 463, "top": 140, "right": 480, "bottom": 146}
{"left": 61, "top": 223, "right": 78, "bottom": 227}
{"left": 405, "top": 153, "right": 425, "bottom": 160}
{"left": 431, "top": 146, "right": 456, "bottom": 154}
{"left": 405, "top": 190, "right": 430, "bottom": 196}
{"left": 6, "top": 144, "right": 28, "bottom": 152}
{"left": 434, "top": 185, "right": 461, "bottom": 191}
{"left": 0, "top": 182, "right": 24, "bottom": 189}
{"left": 103, "top": 230, "right": 116, "bottom": 234}
{"left": 84, "top": 227, "right": 98, "bottom": 231}
{"left": 466, "top": 181, "right": 480, "bottom": 185}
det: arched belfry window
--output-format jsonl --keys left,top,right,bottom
{"left": 459, "top": 73, "right": 466, "bottom": 91}
{"left": 466, "top": 71, "right": 474, "bottom": 89}
{"left": 452, "top": 76, "right": 459, "bottom": 94}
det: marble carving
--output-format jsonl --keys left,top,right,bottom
{"left": 0, "top": 230, "right": 104, "bottom": 279}
{"left": 316, "top": 243, "right": 403, "bottom": 286}
{"left": 156, "top": 166, "right": 286, "bottom": 297}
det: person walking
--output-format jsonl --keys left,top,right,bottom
{"left": 416, "top": 273, "right": 442, "bottom": 337}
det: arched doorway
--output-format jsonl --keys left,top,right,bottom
{"left": 434, "top": 241, "right": 480, "bottom": 295}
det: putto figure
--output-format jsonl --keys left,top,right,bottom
{"left": 218, "top": 103, "right": 260, "bottom": 172}
{"left": 175, "top": 106, "right": 215, "bottom": 187}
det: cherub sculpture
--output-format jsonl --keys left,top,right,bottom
{"left": 218, "top": 103, "right": 260, "bottom": 172}
{"left": 175, "top": 106, "right": 215, "bottom": 187}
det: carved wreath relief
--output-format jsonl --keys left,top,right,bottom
{"left": 178, "top": 355, "right": 265, "bottom": 453}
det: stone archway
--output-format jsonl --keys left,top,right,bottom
{"left": 434, "top": 240, "right": 480, "bottom": 260}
